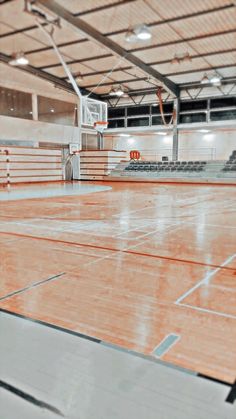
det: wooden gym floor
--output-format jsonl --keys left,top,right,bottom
{"left": 0, "top": 181, "right": 236, "bottom": 384}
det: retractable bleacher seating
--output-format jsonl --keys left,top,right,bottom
{"left": 222, "top": 150, "right": 236, "bottom": 172}
{"left": 125, "top": 160, "right": 207, "bottom": 173}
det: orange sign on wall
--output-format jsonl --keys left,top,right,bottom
{"left": 130, "top": 150, "right": 140, "bottom": 160}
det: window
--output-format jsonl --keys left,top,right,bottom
{"left": 210, "top": 97, "right": 236, "bottom": 109}
{"left": 38, "top": 96, "right": 77, "bottom": 126}
{"left": 151, "top": 103, "right": 173, "bottom": 114}
{"left": 108, "top": 107, "right": 125, "bottom": 118}
{"left": 0, "top": 86, "right": 32, "bottom": 119}
{"left": 179, "top": 113, "right": 207, "bottom": 123}
{"left": 127, "top": 117, "right": 149, "bottom": 127}
{"left": 210, "top": 110, "right": 236, "bottom": 121}
{"left": 108, "top": 119, "right": 125, "bottom": 128}
{"left": 152, "top": 115, "right": 172, "bottom": 125}
{"left": 127, "top": 105, "right": 150, "bottom": 116}
{"left": 180, "top": 100, "right": 207, "bottom": 112}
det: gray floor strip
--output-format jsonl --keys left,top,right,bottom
{"left": 153, "top": 334, "right": 180, "bottom": 357}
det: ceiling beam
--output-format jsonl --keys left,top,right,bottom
{"left": 0, "top": 52, "right": 97, "bottom": 97}
{"left": 100, "top": 77, "right": 236, "bottom": 98}
{"left": 37, "top": 0, "right": 179, "bottom": 97}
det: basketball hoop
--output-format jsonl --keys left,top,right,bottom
{"left": 94, "top": 121, "right": 108, "bottom": 134}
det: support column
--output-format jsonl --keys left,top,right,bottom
{"left": 172, "top": 98, "right": 180, "bottom": 161}
{"left": 32, "top": 93, "right": 38, "bottom": 121}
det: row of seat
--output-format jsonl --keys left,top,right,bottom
{"left": 222, "top": 165, "right": 236, "bottom": 172}
{"left": 129, "top": 160, "right": 207, "bottom": 165}
{"left": 125, "top": 165, "right": 205, "bottom": 172}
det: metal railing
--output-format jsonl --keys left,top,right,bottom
{"left": 113, "top": 147, "right": 216, "bottom": 161}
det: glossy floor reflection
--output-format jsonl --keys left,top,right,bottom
{"left": 0, "top": 181, "right": 236, "bottom": 383}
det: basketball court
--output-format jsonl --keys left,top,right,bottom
{"left": 0, "top": 1, "right": 236, "bottom": 418}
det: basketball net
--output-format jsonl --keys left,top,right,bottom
{"left": 94, "top": 121, "right": 108, "bottom": 134}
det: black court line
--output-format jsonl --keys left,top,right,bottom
{"left": 0, "top": 308, "right": 201, "bottom": 379}
{"left": 0, "top": 380, "right": 64, "bottom": 416}
{"left": 197, "top": 373, "right": 232, "bottom": 387}
{"left": 226, "top": 380, "right": 236, "bottom": 404}
{"left": 0, "top": 272, "right": 65, "bottom": 301}
{"left": 0, "top": 308, "right": 101, "bottom": 344}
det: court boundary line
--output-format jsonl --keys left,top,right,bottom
{"left": 175, "top": 252, "right": 236, "bottom": 304}
{"left": 0, "top": 272, "right": 65, "bottom": 301}
{"left": 174, "top": 253, "right": 236, "bottom": 319}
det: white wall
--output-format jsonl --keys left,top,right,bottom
{"left": 0, "top": 63, "right": 80, "bottom": 147}
{"left": 104, "top": 128, "right": 236, "bottom": 161}
{"left": 0, "top": 115, "right": 80, "bottom": 145}
{"left": 0, "top": 63, "right": 77, "bottom": 103}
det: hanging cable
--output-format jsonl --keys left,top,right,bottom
{"left": 87, "top": 54, "right": 128, "bottom": 97}
{"left": 156, "top": 87, "right": 175, "bottom": 126}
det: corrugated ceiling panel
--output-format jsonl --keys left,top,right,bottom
{"left": 27, "top": 25, "right": 84, "bottom": 46}
{"left": 205, "top": 52, "right": 236, "bottom": 67}
{"left": 171, "top": 9, "right": 236, "bottom": 38}
{"left": 190, "top": 33, "right": 236, "bottom": 54}
{"left": 60, "top": 41, "right": 109, "bottom": 61}
{"left": 80, "top": 0, "right": 161, "bottom": 34}
{"left": 56, "top": 0, "right": 117, "bottom": 14}
{"left": 45, "top": 62, "right": 91, "bottom": 78}
{"left": 89, "top": 85, "right": 112, "bottom": 94}
{"left": 218, "top": 67, "right": 236, "bottom": 77}
{"left": 27, "top": 50, "right": 70, "bottom": 67}
{"left": 81, "top": 55, "right": 131, "bottom": 72}
{"left": 123, "top": 80, "right": 157, "bottom": 90}
{"left": 169, "top": 72, "right": 206, "bottom": 84}
{"left": 152, "top": 57, "right": 210, "bottom": 75}
{"left": 0, "top": 23, "right": 12, "bottom": 36}
{"left": 0, "top": 33, "right": 45, "bottom": 55}
{"left": 146, "top": 0, "right": 232, "bottom": 19}
{"left": 133, "top": 42, "right": 196, "bottom": 63}
{"left": 105, "top": 68, "right": 146, "bottom": 81}
{"left": 0, "top": 0, "right": 36, "bottom": 30}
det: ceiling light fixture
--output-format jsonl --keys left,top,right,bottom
{"left": 125, "top": 24, "right": 152, "bottom": 43}
{"left": 109, "top": 86, "right": 125, "bottom": 97}
{"left": 171, "top": 52, "right": 191, "bottom": 65}
{"left": 198, "top": 129, "right": 210, "bottom": 133}
{"left": 119, "top": 134, "right": 130, "bottom": 137}
{"left": 209, "top": 72, "right": 222, "bottom": 85}
{"left": 155, "top": 132, "right": 167, "bottom": 135}
{"left": 9, "top": 52, "right": 29, "bottom": 66}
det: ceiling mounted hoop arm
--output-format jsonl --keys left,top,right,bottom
{"left": 35, "top": 20, "right": 82, "bottom": 99}
{"left": 24, "top": 0, "right": 61, "bottom": 28}
{"left": 156, "top": 87, "right": 175, "bottom": 127}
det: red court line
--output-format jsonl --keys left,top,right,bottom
{"left": 1, "top": 230, "right": 235, "bottom": 272}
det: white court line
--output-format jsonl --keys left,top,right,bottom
{"left": 112, "top": 205, "right": 156, "bottom": 218}
{"left": 179, "top": 303, "right": 236, "bottom": 320}
{"left": 175, "top": 252, "right": 236, "bottom": 305}
{"left": 179, "top": 221, "right": 236, "bottom": 230}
